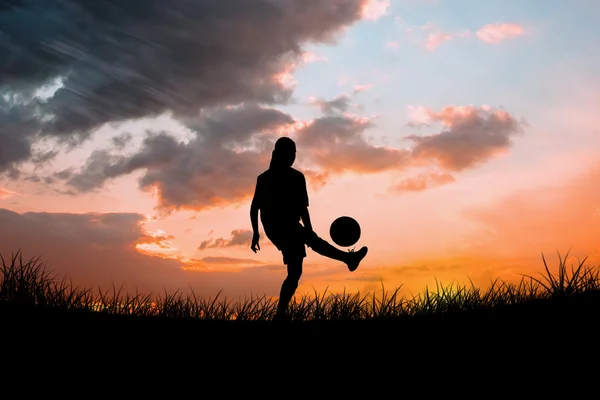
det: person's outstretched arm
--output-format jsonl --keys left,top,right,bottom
{"left": 250, "top": 179, "right": 261, "bottom": 252}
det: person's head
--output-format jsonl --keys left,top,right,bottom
{"left": 269, "top": 137, "right": 296, "bottom": 169}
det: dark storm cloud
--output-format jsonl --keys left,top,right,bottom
{"left": 0, "top": 96, "right": 41, "bottom": 171}
{"left": 53, "top": 168, "right": 73, "bottom": 180}
{"left": 111, "top": 132, "right": 133, "bottom": 150}
{"left": 63, "top": 104, "right": 294, "bottom": 212}
{"left": 0, "top": 0, "right": 367, "bottom": 173}
{"left": 31, "top": 149, "right": 59, "bottom": 165}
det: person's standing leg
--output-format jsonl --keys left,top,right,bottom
{"left": 270, "top": 226, "right": 306, "bottom": 321}
{"left": 275, "top": 258, "right": 302, "bottom": 320}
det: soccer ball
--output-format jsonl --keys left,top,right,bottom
{"left": 329, "top": 216, "right": 361, "bottom": 247}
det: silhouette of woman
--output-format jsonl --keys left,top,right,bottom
{"left": 250, "top": 136, "right": 368, "bottom": 321}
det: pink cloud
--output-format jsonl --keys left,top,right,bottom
{"left": 353, "top": 84, "right": 374, "bottom": 93}
{"left": 408, "top": 104, "right": 505, "bottom": 127}
{"left": 405, "top": 105, "right": 524, "bottom": 171}
{"left": 425, "top": 32, "right": 454, "bottom": 50}
{"left": 392, "top": 171, "right": 456, "bottom": 192}
{"left": 476, "top": 23, "right": 525, "bottom": 44}
{"left": 303, "top": 169, "right": 330, "bottom": 190}
{"left": 406, "top": 105, "right": 434, "bottom": 125}
{"left": 398, "top": 20, "right": 525, "bottom": 49}
{"left": 0, "top": 209, "right": 285, "bottom": 297}
{"left": 301, "top": 52, "right": 328, "bottom": 64}
{"left": 420, "top": 24, "right": 470, "bottom": 50}
{"left": 0, "top": 188, "right": 20, "bottom": 200}
{"left": 361, "top": 0, "right": 391, "bottom": 21}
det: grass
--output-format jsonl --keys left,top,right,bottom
{"left": 2, "top": 247, "right": 600, "bottom": 384}
{"left": 1, "top": 248, "right": 598, "bottom": 323}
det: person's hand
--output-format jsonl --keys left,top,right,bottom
{"left": 251, "top": 232, "right": 260, "bottom": 253}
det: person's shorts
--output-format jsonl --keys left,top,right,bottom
{"left": 264, "top": 222, "right": 317, "bottom": 265}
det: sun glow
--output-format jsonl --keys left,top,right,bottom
{"left": 135, "top": 227, "right": 180, "bottom": 259}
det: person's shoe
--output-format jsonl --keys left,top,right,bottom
{"left": 346, "top": 246, "right": 368, "bottom": 272}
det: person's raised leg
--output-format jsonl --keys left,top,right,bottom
{"left": 303, "top": 228, "right": 368, "bottom": 272}
{"left": 274, "top": 258, "right": 303, "bottom": 321}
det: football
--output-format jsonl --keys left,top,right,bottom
{"left": 329, "top": 216, "right": 361, "bottom": 247}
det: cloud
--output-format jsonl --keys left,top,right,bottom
{"left": 111, "top": 133, "right": 133, "bottom": 150}
{"left": 0, "top": 0, "right": 368, "bottom": 174}
{"left": 361, "top": 0, "right": 391, "bottom": 21}
{"left": 0, "top": 208, "right": 181, "bottom": 289}
{"left": 353, "top": 84, "right": 374, "bottom": 94}
{"left": 301, "top": 52, "right": 329, "bottom": 64}
{"left": 406, "top": 104, "right": 435, "bottom": 126}
{"left": 394, "top": 21, "right": 471, "bottom": 50}
{"left": 476, "top": 23, "right": 525, "bottom": 44}
{"left": 405, "top": 105, "right": 524, "bottom": 171}
{"left": 392, "top": 171, "right": 456, "bottom": 192}
{"left": 0, "top": 97, "right": 42, "bottom": 172}
{"left": 424, "top": 32, "right": 453, "bottom": 50}
{"left": 300, "top": 102, "right": 523, "bottom": 178}
{"left": 199, "top": 229, "right": 254, "bottom": 250}
{"left": 0, "top": 208, "right": 285, "bottom": 296}
{"left": 61, "top": 94, "right": 413, "bottom": 213}
{"left": 310, "top": 94, "right": 352, "bottom": 115}
{"left": 0, "top": 188, "right": 20, "bottom": 200}
{"left": 201, "top": 257, "right": 264, "bottom": 265}
{"left": 63, "top": 104, "right": 295, "bottom": 213}
{"left": 395, "top": 20, "right": 524, "bottom": 50}
{"left": 303, "top": 169, "right": 331, "bottom": 190}
{"left": 424, "top": 29, "right": 470, "bottom": 50}
{"left": 58, "top": 99, "right": 524, "bottom": 213}
{"left": 297, "top": 114, "right": 411, "bottom": 173}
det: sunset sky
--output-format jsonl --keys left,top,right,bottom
{"left": 1, "top": 0, "right": 599, "bottom": 299}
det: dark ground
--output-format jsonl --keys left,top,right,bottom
{"left": 1, "top": 293, "right": 599, "bottom": 394}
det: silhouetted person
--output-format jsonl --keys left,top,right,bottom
{"left": 250, "top": 137, "right": 368, "bottom": 321}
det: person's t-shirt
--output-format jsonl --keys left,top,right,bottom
{"left": 253, "top": 167, "right": 309, "bottom": 232}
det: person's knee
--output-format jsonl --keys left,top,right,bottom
{"left": 283, "top": 276, "right": 299, "bottom": 291}
{"left": 286, "top": 268, "right": 302, "bottom": 283}
{"left": 305, "top": 232, "right": 327, "bottom": 249}
{"left": 285, "top": 261, "right": 303, "bottom": 283}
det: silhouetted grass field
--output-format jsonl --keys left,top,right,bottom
{"left": 2, "top": 248, "right": 600, "bottom": 363}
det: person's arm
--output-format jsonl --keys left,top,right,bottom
{"left": 299, "top": 173, "right": 312, "bottom": 231}
{"left": 300, "top": 206, "right": 313, "bottom": 232}
{"left": 250, "top": 198, "right": 260, "bottom": 235}
{"left": 250, "top": 178, "right": 261, "bottom": 252}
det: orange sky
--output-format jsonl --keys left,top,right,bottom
{"left": 1, "top": 0, "right": 599, "bottom": 301}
